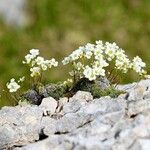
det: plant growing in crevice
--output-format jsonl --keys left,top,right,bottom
{"left": 62, "top": 40, "right": 147, "bottom": 95}
{"left": 6, "top": 77, "right": 25, "bottom": 102}
{"left": 22, "top": 49, "right": 58, "bottom": 88}
{"left": 6, "top": 49, "right": 59, "bottom": 103}
{"left": 5, "top": 40, "right": 147, "bottom": 104}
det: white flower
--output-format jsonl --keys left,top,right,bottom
{"left": 115, "top": 50, "right": 131, "bottom": 73}
{"left": 94, "top": 48, "right": 103, "bottom": 57}
{"left": 93, "top": 66, "right": 105, "bottom": 76}
{"left": 95, "top": 54, "right": 109, "bottom": 68}
{"left": 23, "top": 54, "right": 34, "bottom": 64}
{"left": 94, "top": 40, "right": 104, "bottom": 55}
{"left": 41, "top": 64, "right": 48, "bottom": 70}
{"left": 63, "top": 81, "right": 68, "bottom": 85}
{"left": 74, "top": 62, "right": 84, "bottom": 70}
{"left": 115, "top": 58, "right": 131, "bottom": 73}
{"left": 85, "top": 50, "right": 93, "bottom": 59}
{"left": 18, "top": 76, "right": 25, "bottom": 83}
{"left": 132, "top": 56, "right": 146, "bottom": 74}
{"left": 105, "top": 42, "right": 119, "bottom": 61}
{"left": 83, "top": 66, "right": 96, "bottom": 81}
{"left": 6, "top": 78, "right": 20, "bottom": 93}
{"left": 96, "top": 40, "right": 103, "bottom": 45}
{"left": 115, "top": 49, "right": 125, "bottom": 60}
{"left": 30, "top": 67, "right": 41, "bottom": 77}
{"left": 50, "top": 58, "right": 58, "bottom": 67}
{"left": 67, "top": 78, "right": 73, "bottom": 83}
{"left": 63, "top": 78, "right": 73, "bottom": 85}
{"left": 23, "top": 49, "right": 39, "bottom": 64}
{"left": 29, "top": 49, "right": 39, "bottom": 57}
{"left": 70, "top": 50, "right": 82, "bottom": 61}
{"left": 35, "top": 57, "right": 58, "bottom": 70}
{"left": 85, "top": 43, "right": 95, "bottom": 52}
{"left": 62, "top": 40, "right": 147, "bottom": 81}
{"left": 44, "top": 60, "right": 51, "bottom": 68}
{"left": 62, "top": 57, "right": 70, "bottom": 65}
{"left": 35, "top": 56, "right": 45, "bottom": 66}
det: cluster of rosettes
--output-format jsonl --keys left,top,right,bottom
{"left": 62, "top": 40, "right": 146, "bottom": 81}
{"left": 23, "top": 49, "right": 58, "bottom": 77}
{"left": 6, "top": 77, "right": 25, "bottom": 93}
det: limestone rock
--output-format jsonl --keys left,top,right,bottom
{"left": 39, "top": 97, "right": 58, "bottom": 115}
{"left": 59, "top": 97, "right": 68, "bottom": 105}
{"left": 63, "top": 99, "right": 87, "bottom": 114}
{"left": 2, "top": 79, "right": 150, "bottom": 150}
{"left": 127, "top": 85, "right": 145, "bottom": 101}
{"left": 56, "top": 97, "right": 68, "bottom": 113}
{"left": 116, "top": 79, "right": 150, "bottom": 101}
{"left": 0, "top": 106, "right": 43, "bottom": 149}
{"left": 70, "top": 91, "right": 93, "bottom": 102}
{"left": 130, "top": 139, "right": 150, "bottom": 150}
{"left": 143, "top": 91, "right": 150, "bottom": 99}
{"left": 127, "top": 99, "right": 150, "bottom": 116}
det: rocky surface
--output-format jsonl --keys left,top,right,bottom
{"left": 0, "top": 79, "right": 150, "bottom": 150}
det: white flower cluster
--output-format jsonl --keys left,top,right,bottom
{"left": 6, "top": 77, "right": 25, "bottom": 93}
{"left": 132, "top": 56, "right": 146, "bottom": 75}
{"left": 62, "top": 40, "right": 146, "bottom": 81}
{"left": 23, "top": 49, "right": 58, "bottom": 77}
{"left": 63, "top": 78, "right": 73, "bottom": 85}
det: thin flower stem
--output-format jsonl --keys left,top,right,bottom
{"left": 111, "top": 72, "right": 119, "bottom": 83}
{"left": 107, "top": 68, "right": 115, "bottom": 80}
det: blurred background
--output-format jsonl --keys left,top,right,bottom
{"left": 0, "top": 0, "right": 149, "bottom": 107}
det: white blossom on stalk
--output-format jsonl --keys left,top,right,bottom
{"left": 105, "top": 42, "right": 119, "bottom": 61}
{"left": 6, "top": 78, "right": 20, "bottom": 93}
{"left": 29, "top": 49, "right": 39, "bottom": 57}
{"left": 62, "top": 57, "right": 70, "bottom": 65}
{"left": 35, "top": 56, "right": 45, "bottom": 66}
{"left": 115, "top": 49, "right": 125, "bottom": 60}
{"left": 132, "top": 56, "right": 146, "bottom": 75}
{"left": 50, "top": 58, "right": 58, "bottom": 67}
{"left": 23, "top": 54, "right": 34, "bottom": 64}
{"left": 63, "top": 78, "right": 73, "bottom": 85}
{"left": 96, "top": 40, "right": 103, "bottom": 45}
{"left": 93, "top": 66, "right": 105, "bottom": 77}
{"left": 30, "top": 67, "right": 41, "bottom": 77}
{"left": 85, "top": 50, "right": 93, "bottom": 59}
{"left": 115, "top": 58, "right": 131, "bottom": 73}
{"left": 74, "top": 62, "right": 84, "bottom": 70}
{"left": 23, "top": 49, "right": 39, "bottom": 64}
{"left": 83, "top": 66, "right": 96, "bottom": 81}
{"left": 23, "top": 49, "right": 58, "bottom": 75}
{"left": 70, "top": 51, "right": 80, "bottom": 61}
{"left": 62, "top": 40, "right": 147, "bottom": 81}
{"left": 115, "top": 49, "right": 131, "bottom": 73}
{"left": 94, "top": 40, "right": 104, "bottom": 56}
{"left": 85, "top": 43, "right": 95, "bottom": 52}
{"left": 41, "top": 64, "right": 48, "bottom": 70}
{"left": 95, "top": 55, "right": 109, "bottom": 67}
